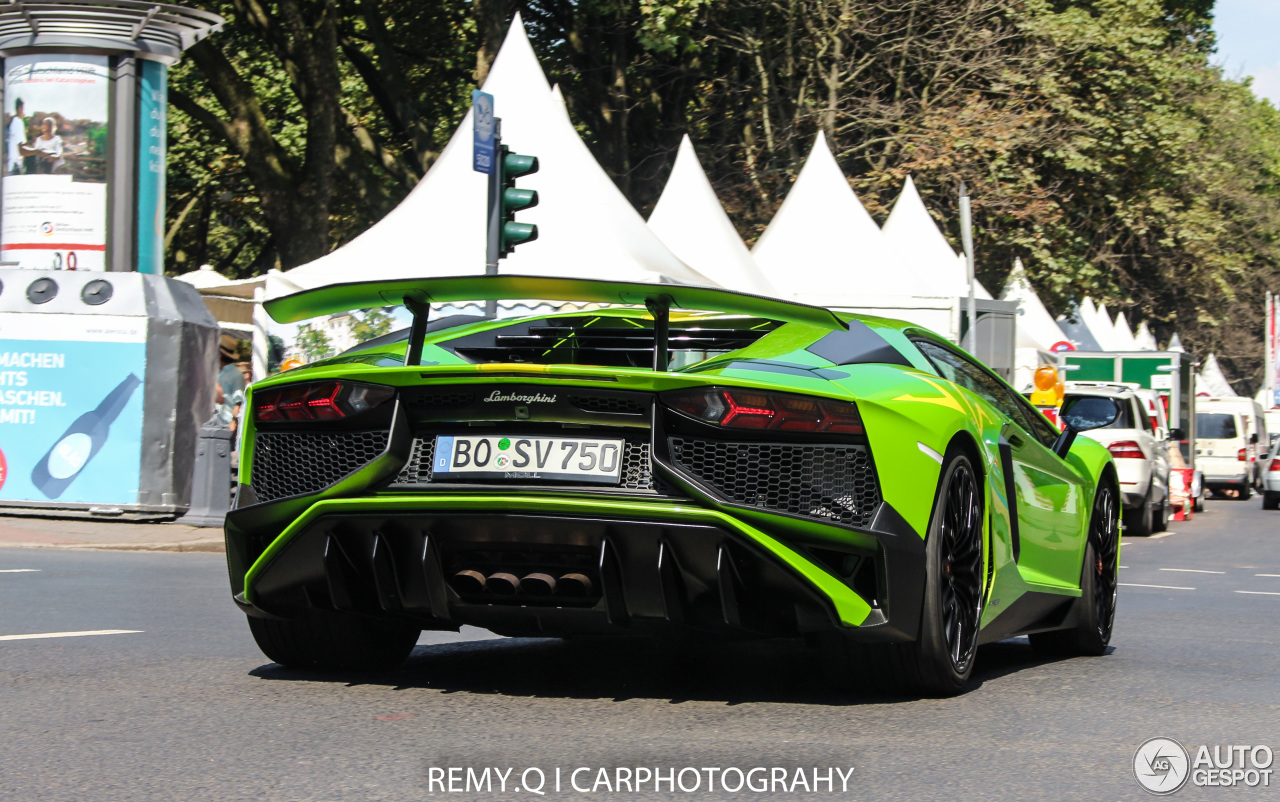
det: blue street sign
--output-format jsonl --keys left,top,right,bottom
{"left": 472, "top": 90, "right": 495, "bottom": 174}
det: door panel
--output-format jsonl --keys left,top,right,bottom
{"left": 1002, "top": 422, "right": 1086, "bottom": 587}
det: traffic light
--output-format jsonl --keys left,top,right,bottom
{"left": 500, "top": 147, "right": 539, "bottom": 254}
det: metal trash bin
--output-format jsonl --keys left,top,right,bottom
{"left": 0, "top": 269, "right": 218, "bottom": 518}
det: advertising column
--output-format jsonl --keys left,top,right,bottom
{"left": 1, "top": 55, "right": 110, "bottom": 271}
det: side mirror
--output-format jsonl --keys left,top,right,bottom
{"left": 1053, "top": 396, "right": 1122, "bottom": 458}
{"left": 1250, "top": 432, "right": 1259, "bottom": 445}
{"left": 1154, "top": 426, "right": 1166, "bottom": 442}
{"left": 1169, "top": 427, "right": 1185, "bottom": 441}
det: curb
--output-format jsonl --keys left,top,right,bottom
{"left": 0, "top": 538, "right": 225, "bottom": 553}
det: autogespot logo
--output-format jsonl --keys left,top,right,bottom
{"left": 1134, "top": 738, "right": 1190, "bottom": 795}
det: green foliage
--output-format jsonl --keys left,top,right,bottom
{"left": 348, "top": 308, "right": 395, "bottom": 343}
{"left": 165, "top": 0, "right": 1280, "bottom": 389}
{"left": 267, "top": 334, "right": 286, "bottom": 373}
{"left": 295, "top": 323, "right": 333, "bottom": 362}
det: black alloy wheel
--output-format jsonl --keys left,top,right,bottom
{"left": 939, "top": 458, "right": 984, "bottom": 673}
{"left": 1088, "top": 483, "right": 1119, "bottom": 643}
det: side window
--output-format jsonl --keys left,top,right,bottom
{"left": 1136, "top": 399, "right": 1153, "bottom": 432}
{"left": 1014, "top": 398, "right": 1060, "bottom": 448}
{"left": 915, "top": 340, "right": 1055, "bottom": 445}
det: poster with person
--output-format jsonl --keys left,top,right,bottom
{"left": 1, "top": 55, "right": 109, "bottom": 271}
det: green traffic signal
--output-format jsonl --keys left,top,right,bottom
{"left": 503, "top": 222, "right": 538, "bottom": 247}
{"left": 500, "top": 150, "right": 539, "bottom": 255}
{"left": 503, "top": 187, "right": 537, "bottom": 212}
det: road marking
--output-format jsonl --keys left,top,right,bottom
{"left": 1120, "top": 583, "right": 1195, "bottom": 590}
{"left": 0, "top": 569, "right": 40, "bottom": 573}
{"left": 1235, "top": 591, "right": 1280, "bottom": 597}
{"left": 1119, "top": 565, "right": 1129, "bottom": 569}
{"left": 1256, "top": 574, "right": 1280, "bottom": 578}
{"left": 1159, "top": 568, "right": 1225, "bottom": 574}
{"left": 0, "top": 629, "right": 141, "bottom": 642}
{"left": 1148, "top": 532, "right": 1174, "bottom": 539}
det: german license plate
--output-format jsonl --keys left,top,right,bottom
{"left": 433, "top": 435, "right": 624, "bottom": 484}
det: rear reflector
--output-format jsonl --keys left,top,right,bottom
{"left": 1107, "top": 440, "right": 1145, "bottom": 459}
{"left": 663, "top": 387, "right": 863, "bottom": 434}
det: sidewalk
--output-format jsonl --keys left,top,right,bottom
{"left": 0, "top": 515, "right": 224, "bottom": 552}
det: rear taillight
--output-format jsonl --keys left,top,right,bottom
{"left": 1238, "top": 448, "right": 1248, "bottom": 462}
{"left": 664, "top": 387, "right": 863, "bottom": 434}
{"left": 1269, "top": 458, "right": 1280, "bottom": 472}
{"left": 1107, "top": 440, "right": 1145, "bottom": 459}
{"left": 254, "top": 381, "right": 394, "bottom": 423}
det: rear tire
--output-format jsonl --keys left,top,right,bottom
{"left": 1123, "top": 486, "right": 1153, "bottom": 537}
{"left": 1264, "top": 492, "right": 1280, "bottom": 511}
{"left": 1151, "top": 488, "right": 1169, "bottom": 532}
{"left": 1030, "top": 481, "right": 1118, "bottom": 656}
{"left": 247, "top": 610, "right": 420, "bottom": 671}
{"left": 1239, "top": 484, "right": 1253, "bottom": 501}
{"left": 824, "top": 449, "right": 984, "bottom": 697}
{"left": 1192, "top": 491, "right": 1205, "bottom": 513}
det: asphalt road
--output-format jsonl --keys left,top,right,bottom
{"left": 2, "top": 499, "right": 1278, "bottom": 801}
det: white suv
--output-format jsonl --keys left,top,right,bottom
{"left": 1263, "top": 439, "right": 1280, "bottom": 510}
{"left": 1064, "top": 383, "right": 1172, "bottom": 535}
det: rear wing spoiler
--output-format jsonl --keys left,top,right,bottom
{"left": 264, "top": 275, "right": 848, "bottom": 369}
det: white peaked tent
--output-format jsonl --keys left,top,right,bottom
{"left": 647, "top": 135, "right": 775, "bottom": 295}
{"left": 1199, "top": 353, "right": 1237, "bottom": 397}
{"left": 1135, "top": 321, "right": 1158, "bottom": 351}
{"left": 549, "top": 83, "right": 572, "bottom": 125}
{"left": 1168, "top": 332, "right": 1185, "bottom": 353}
{"left": 1057, "top": 297, "right": 1104, "bottom": 351}
{"left": 1092, "top": 302, "right": 1119, "bottom": 350}
{"left": 752, "top": 132, "right": 898, "bottom": 297}
{"left": 1112, "top": 311, "right": 1139, "bottom": 350}
{"left": 881, "top": 176, "right": 991, "bottom": 299}
{"left": 1001, "top": 258, "right": 1067, "bottom": 390}
{"left": 268, "top": 13, "right": 707, "bottom": 301}
{"left": 1001, "top": 258, "right": 1067, "bottom": 350}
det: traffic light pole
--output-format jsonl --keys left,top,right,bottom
{"left": 484, "top": 119, "right": 503, "bottom": 318}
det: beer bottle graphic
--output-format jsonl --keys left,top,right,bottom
{"left": 31, "top": 374, "right": 141, "bottom": 499}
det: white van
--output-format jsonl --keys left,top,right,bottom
{"left": 1196, "top": 397, "right": 1267, "bottom": 498}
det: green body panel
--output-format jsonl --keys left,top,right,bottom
{"left": 238, "top": 293, "right": 1117, "bottom": 640}
{"left": 243, "top": 494, "right": 875, "bottom": 627}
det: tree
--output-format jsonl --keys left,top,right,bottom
{"left": 267, "top": 334, "right": 286, "bottom": 373}
{"left": 295, "top": 323, "right": 333, "bottom": 361}
{"left": 348, "top": 307, "right": 395, "bottom": 342}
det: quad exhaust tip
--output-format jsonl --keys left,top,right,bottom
{"left": 557, "top": 572, "right": 593, "bottom": 598}
{"left": 520, "top": 572, "right": 557, "bottom": 596}
{"left": 486, "top": 572, "right": 521, "bottom": 595}
{"left": 451, "top": 569, "right": 487, "bottom": 595}
{"left": 450, "top": 568, "right": 596, "bottom": 598}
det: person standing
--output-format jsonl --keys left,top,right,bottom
{"left": 6, "top": 97, "right": 25, "bottom": 175}
{"left": 216, "top": 334, "right": 246, "bottom": 432}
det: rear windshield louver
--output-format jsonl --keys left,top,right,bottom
{"left": 443, "top": 317, "right": 778, "bottom": 368}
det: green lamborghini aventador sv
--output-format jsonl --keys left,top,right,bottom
{"left": 225, "top": 276, "right": 1122, "bottom": 695}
